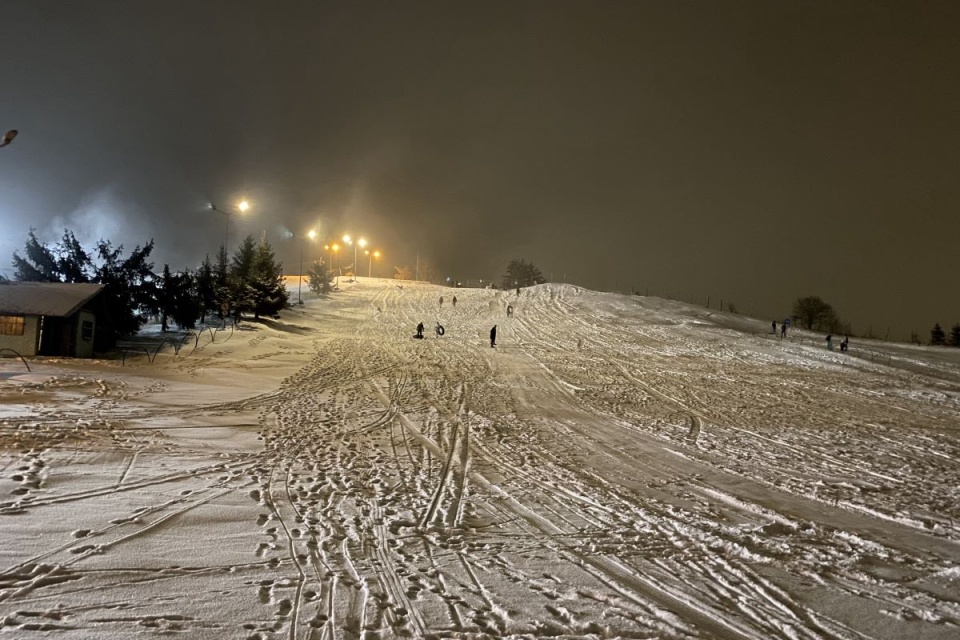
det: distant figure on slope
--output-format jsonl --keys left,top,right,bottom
{"left": 840, "top": 336, "right": 849, "bottom": 352}
{"left": 490, "top": 325, "right": 497, "bottom": 348}
{"left": 416, "top": 322, "right": 424, "bottom": 339}
{"left": 439, "top": 296, "right": 444, "bottom": 307}
{"left": 452, "top": 295, "right": 457, "bottom": 308}
{"left": 826, "top": 334, "right": 834, "bottom": 351}
{"left": 516, "top": 286, "right": 521, "bottom": 296}
{"left": 435, "top": 322, "right": 445, "bottom": 337}
{"left": 781, "top": 322, "right": 787, "bottom": 339}
{"left": 772, "top": 320, "right": 777, "bottom": 334}
{"left": 506, "top": 304, "right": 513, "bottom": 318}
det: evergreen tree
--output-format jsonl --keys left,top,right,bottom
{"left": 501, "top": 258, "right": 546, "bottom": 289}
{"left": 950, "top": 323, "right": 960, "bottom": 348}
{"left": 56, "top": 230, "right": 93, "bottom": 282}
{"left": 168, "top": 269, "right": 200, "bottom": 330}
{"left": 930, "top": 323, "right": 946, "bottom": 346}
{"left": 307, "top": 260, "right": 333, "bottom": 295}
{"left": 195, "top": 256, "right": 216, "bottom": 324}
{"left": 214, "top": 246, "right": 230, "bottom": 320}
{"left": 94, "top": 239, "right": 157, "bottom": 348}
{"left": 229, "top": 236, "right": 258, "bottom": 319}
{"left": 11, "top": 229, "right": 60, "bottom": 281}
{"left": 248, "top": 237, "right": 289, "bottom": 318}
{"left": 158, "top": 264, "right": 174, "bottom": 332}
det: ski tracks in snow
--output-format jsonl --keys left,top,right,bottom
{"left": 1, "top": 282, "right": 959, "bottom": 638}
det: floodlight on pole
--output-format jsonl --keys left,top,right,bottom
{"left": 209, "top": 199, "right": 250, "bottom": 252}
{"left": 368, "top": 249, "right": 380, "bottom": 278}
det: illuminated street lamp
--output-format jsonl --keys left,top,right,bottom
{"left": 209, "top": 199, "right": 250, "bottom": 251}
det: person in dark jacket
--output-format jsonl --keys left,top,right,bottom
{"left": 490, "top": 325, "right": 497, "bottom": 348}
{"left": 416, "top": 322, "right": 424, "bottom": 339}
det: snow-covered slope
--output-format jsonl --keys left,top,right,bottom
{"left": 1, "top": 280, "right": 958, "bottom": 639}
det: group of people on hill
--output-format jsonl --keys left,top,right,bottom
{"left": 413, "top": 292, "right": 515, "bottom": 346}
{"left": 414, "top": 320, "right": 497, "bottom": 347}
{"left": 774, "top": 320, "right": 849, "bottom": 352}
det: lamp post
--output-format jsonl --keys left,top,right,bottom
{"left": 357, "top": 238, "right": 367, "bottom": 280}
{"left": 296, "top": 229, "right": 317, "bottom": 305}
{"left": 367, "top": 249, "right": 380, "bottom": 278}
{"left": 342, "top": 235, "right": 353, "bottom": 281}
{"left": 331, "top": 243, "right": 340, "bottom": 288}
{"left": 209, "top": 199, "right": 250, "bottom": 251}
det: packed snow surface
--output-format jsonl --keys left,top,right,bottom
{"left": 1, "top": 280, "right": 959, "bottom": 639}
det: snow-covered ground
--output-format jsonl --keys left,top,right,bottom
{"left": 2, "top": 279, "right": 959, "bottom": 640}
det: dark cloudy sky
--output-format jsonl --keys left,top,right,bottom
{"left": 2, "top": 1, "right": 959, "bottom": 337}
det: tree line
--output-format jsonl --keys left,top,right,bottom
{"left": 4, "top": 229, "right": 303, "bottom": 350}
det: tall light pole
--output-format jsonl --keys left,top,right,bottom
{"left": 209, "top": 199, "right": 250, "bottom": 251}
{"left": 367, "top": 249, "right": 380, "bottom": 278}
{"left": 297, "top": 229, "right": 316, "bottom": 305}
{"left": 357, "top": 238, "right": 367, "bottom": 281}
{"left": 342, "top": 235, "right": 353, "bottom": 281}
{"left": 332, "top": 243, "right": 340, "bottom": 288}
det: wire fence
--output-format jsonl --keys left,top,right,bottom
{"left": 119, "top": 323, "right": 234, "bottom": 366}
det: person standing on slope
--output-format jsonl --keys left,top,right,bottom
{"left": 439, "top": 296, "right": 444, "bottom": 307}
{"left": 490, "top": 325, "right": 497, "bottom": 348}
{"left": 416, "top": 322, "right": 424, "bottom": 339}
{"left": 452, "top": 295, "right": 457, "bottom": 308}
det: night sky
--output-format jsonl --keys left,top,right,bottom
{"left": 2, "top": 1, "right": 959, "bottom": 338}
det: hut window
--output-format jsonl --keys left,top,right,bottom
{"left": 0, "top": 315, "right": 25, "bottom": 336}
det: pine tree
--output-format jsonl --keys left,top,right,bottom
{"left": 195, "top": 256, "right": 216, "bottom": 324}
{"left": 930, "top": 323, "right": 946, "bottom": 346}
{"left": 11, "top": 229, "right": 60, "bottom": 282}
{"left": 93, "top": 239, "right": 157, "bottom": 348}
{"left": 168, "top": 269, "right": 200, "bottom": 330}
{"left": 229, "top": 236, "right": 258, "bottom": 319}
{"left": 307, "top": 260, "right": 333, "bottom": 295}
{"left": 56, "top": 230, "right": 93, "bottom": 282}
{"left": 950, "top": 323, "right": 960, "bottom": 348}
{"left": 214, "top": 246, "right": 230, "bottom": 320}
{"left": 158, "top": 264, "right": 174, "bottom": 332}
{"left": 248, "top": 237, "right": 289, "bottom": 318}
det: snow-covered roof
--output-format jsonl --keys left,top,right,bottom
{"left": 0, "top": 281, "right": 105, "bottom": 317}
